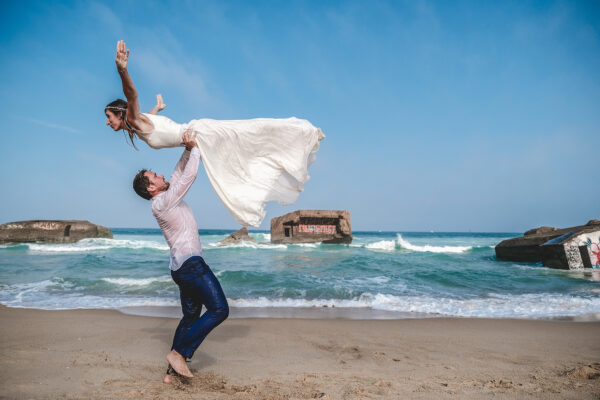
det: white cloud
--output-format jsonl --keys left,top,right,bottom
{"left": 28, "top": 118, "right": 82, "bottom": 135}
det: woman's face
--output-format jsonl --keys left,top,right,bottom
{"left": 105, "top": 109, "right": 123, "bottom": 131}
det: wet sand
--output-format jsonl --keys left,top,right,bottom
{"left": 1, "top": 305, "right": 599, "bottom": 399}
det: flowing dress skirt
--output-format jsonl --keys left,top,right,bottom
{"left": 187, "top": 117, "right": 324, "bottom": 227}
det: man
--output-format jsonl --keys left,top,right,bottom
{"left": 132, "top": 129, "right": 229, "bottom": 382}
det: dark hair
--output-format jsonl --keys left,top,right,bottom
{"left": 105, "top": 99, "right": 137, "bottom": 149}
{"left": 133, "top": 169, "right": 152, "bottom": 200}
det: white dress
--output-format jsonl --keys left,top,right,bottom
{"left": 134, "top": 113, "right": 325, "bottom": 227}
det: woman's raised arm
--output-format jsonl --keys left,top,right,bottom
{"left": 116, "top": 41, "right": 138, "bottom": 115}
{"left": 115, "top": 40, "right": 152, "bottom": 131}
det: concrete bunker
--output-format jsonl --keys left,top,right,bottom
{"left": 270, "top": 210, "right": 353, "bottom": 244}
{"left": 495, "top": 219, "right": 600, "bottom": 270}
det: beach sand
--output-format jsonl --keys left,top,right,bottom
{"left": 1, "top": 306, "right": 599, "bottom": 399}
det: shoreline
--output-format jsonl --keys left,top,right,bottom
{"left": 4, "top": 303, "right": 600, "bottom": 321}
{"left": 118, "top": 305, "right": 600, "bottom": 321}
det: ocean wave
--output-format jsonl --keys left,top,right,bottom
{"left": 26, "top": 238, "right": 169, "bottom": 253}
{"left": 251, "top": 233, "right": 271, "bottom": 241}
{"left": 360, "top": 235, "right": 472, "bottom": 253}
{"left": 206, "top": 241, "right": 287, "bottom": 250}
{"left": 365, "top": 240, "right": 396, "bottom": 251}
{"left": 291, "top": 242, "right": 321, "bottom": 248}
{"left": 396, "top": 234, "right": 471, "bottom": 253}
{"left": 348, "top": 276, "right": 391, "bottom": 285}
{"left": 101, "top": 276, "right": 172, "bottom": 286}
{"left": 0, "top": 278, "right": 176, "bottom": 309}
{"left": 1, "top": 286, "right": 599, "bottom": 318}
{"left": 0, "top": 296, "right": 179, "bottom": 310}
{"left": 227, "top": 292, "right": 600, "bottom": 318}
{"left": 0, "top": 243, "right": 29, "bottom": 250}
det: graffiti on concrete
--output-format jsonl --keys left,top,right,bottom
{"left": 298, "top": 224, "right": 337, "bottom": 234}
{"left": 585, "top": 237, "right": 600, "bottom": 267}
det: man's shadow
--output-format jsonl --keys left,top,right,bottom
{"left": 142, "top": 317, "right": 251, "bottom": 369}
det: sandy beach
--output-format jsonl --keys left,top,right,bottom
{"left": 0, "top": 306, "right": 599, "bottom": 399}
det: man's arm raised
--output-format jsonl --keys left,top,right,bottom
{"left": 156, "top": 130, "right": 199, "bottom": 210}
{"left": 170, "top": 129, "right": 197, "bottom": 183}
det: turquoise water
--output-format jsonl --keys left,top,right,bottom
{"left": 1, "top": 229, "right": 600, "bottom": 319}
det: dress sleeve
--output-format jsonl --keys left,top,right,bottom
{"left": 155, "top": 148, "right": 200, "bottom": 211}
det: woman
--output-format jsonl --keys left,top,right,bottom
{"left": 106, "top": 41, "right": 324, "bottom": 227}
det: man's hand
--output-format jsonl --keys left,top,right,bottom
{"left": 116, "top": 40, "right": 129, "bottom": 71}
{"left": 182, "top": 129, "right": 198, "bottom": 150}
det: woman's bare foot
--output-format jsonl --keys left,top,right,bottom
{"left": 166, "top": 350, "right": 193, "bottom": 377}
{"left": 163, "top": 373, "right": 174, "bottom": 384}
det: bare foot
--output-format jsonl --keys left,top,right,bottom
{"left": 163, "top": 373, "right": 174, "bottom": 384}
{"left": 166, "top": 350, "right": 193, "bottom": 377}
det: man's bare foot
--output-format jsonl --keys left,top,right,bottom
{"left": 166, "top": 350, "right": 193, "bottom": 377}
{"left": 163, "top": 373, "right": 174, "bottom": 384}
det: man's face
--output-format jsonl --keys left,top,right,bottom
{"left": 144, "top": 171, "right": 169, "bottom": 194}
{"left": 105, "top": 110, "right": 123, "bottom": 131}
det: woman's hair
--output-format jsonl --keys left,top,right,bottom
{"left": 105, "top": 99, "right": 137, "bottom": 149}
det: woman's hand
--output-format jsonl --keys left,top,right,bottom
{"left": 115, "top": 40, "right": 129, "bottom": 71}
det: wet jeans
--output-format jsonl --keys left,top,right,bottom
{"left": 170, "top": 256, "right": 229, "bottom": 359}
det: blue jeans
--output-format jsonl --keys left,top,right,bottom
{"left": 170, "top": 256, "right": 229, "bottom": 359}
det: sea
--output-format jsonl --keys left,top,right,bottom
{"left": 1, "top": 229, "right": 600, "bottom": 320}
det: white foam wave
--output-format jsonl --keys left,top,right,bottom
{"left": 365, "top": 240, "right": 396, "bottom": 251}
{"left": 26, "top": 238, "right": 169, "bottom": 253}
{"left": 254, "top": 233, "right": 271, "bottom": 241}
{"left": 292, "top": 243, "right": 321, "bottom": 248}
{"left": 348, "top": 276, "right": 391, "bottom": 285}
{"left": 1, "top": 296, "right": 179, "bottom": 310}
{"left": 396, "top": 234, "right": 471, "bottom": 253}
{"left": 1, "top": 285, "right": 599, "bottom": 318}
{"left": 0, "top": 279, "right": 177, "bottom": 309}
{"left": 101, "top": 276, "right": 171, "bottom": 286}
{"left": 228, "top": 292, "right": 600, "bottom": 318}
{"left": 207, "top": 241, "right": 287, "bottom": 250}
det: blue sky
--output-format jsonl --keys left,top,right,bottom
{"left": 0, "top": 0, "right": 598, "bottom": 232}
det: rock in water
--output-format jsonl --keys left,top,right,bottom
{"left": 0, "top": 220, "right": 113, "bottom": 244}
{"left": 218, "top": 227, "right": 257, "bottom": 245}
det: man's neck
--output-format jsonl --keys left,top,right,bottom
{"left": 151, "top": 189, "right": 168, "bottom": 198}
